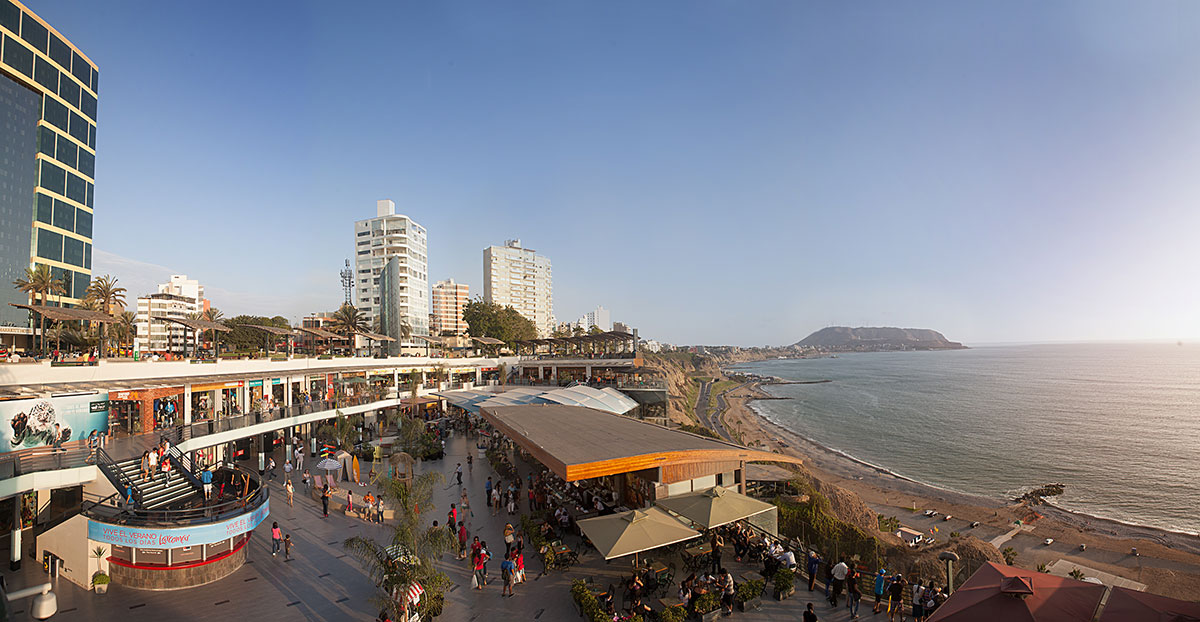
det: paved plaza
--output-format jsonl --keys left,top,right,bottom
{"left": 3, "top": 433, "right": 874, "bottom": 622}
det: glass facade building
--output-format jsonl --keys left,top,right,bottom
{"left": 0, "top": 0, "right": 98, "bottom": 326}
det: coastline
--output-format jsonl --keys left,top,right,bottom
{"left": 711, "top": 378, "right": 1200, "bottom": 598}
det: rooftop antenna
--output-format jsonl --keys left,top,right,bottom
{"left": 340, "top": 259, "right": 353, "bottom": 306}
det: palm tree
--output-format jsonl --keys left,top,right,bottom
{"left": 84, "top": 274, "right": 126, "bottom": 358}
{"left": 1002, "top": 547, "right": 1018, "bottom": 566}
{"left": 1068, "top": 568, "right": 1086, "bottom": 580}
{"left": 202, "top": 307, "right": 223, "bottom": 357}
{"left": 317, "top": 409, "right": 364, "bottom": 451}
{"left": 343, "top": 471, "right": 455, "bottom": 621}
{"left": 330, "top": 304, "right": 367, "bottom": 355}
{"left": 117, "top": 311, "right": 136, "bottom": 354}
{"left": 12, "top": 264, "right": 59, "bottom": 353}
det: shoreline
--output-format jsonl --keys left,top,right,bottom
{"left": 708, "top": 378, "right": 1200, "bottom": 598}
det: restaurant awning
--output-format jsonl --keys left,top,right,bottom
{"left": 357, "top": 331, "right": 395, "bottom": 342}
{"left": 296, "top": 326, "right": 348, "bottom": 340}
{"left": 239, "top": 324, "right": 299, "bottom": 336}
{"left": 576, "top": 507, "right": 701, "bottom": 560}
{"left": 480, "top": 403, "right": 803, "bottom": 482}
{"left": 744, "top": 463, "right": 795, "bottom": 483}
{"left": 10, "top": 303, "right": 117, "bottom": 323}
{"left": 471, "top": 336, "right": 505, "bottom": 345}
{"left": 654, "top": 486, "right": 776, "bottom": 530}
{"left": 928, "top": 562, "right": 1106, "bottom": 622}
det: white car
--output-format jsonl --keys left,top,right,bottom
{"left": 970, "top": 521, "right": 980, "bottom": 528}
{"left": 943, "top": 515, "right": 952, "bottom": 521}
{"left": 1043, "top": 538, "right": 1055, "bottom": 546}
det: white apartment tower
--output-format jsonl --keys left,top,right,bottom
{"left": 354, "top": 200, "right": 429, "bottom": 338}
{"left": 483, "top": 239, "right": 554, "bottom": 337}
{"left": 431, "top": 279, "right": 469, "bottom": 335}
{"left": 577, "top": 306, "right": 612, "bottom": 331}
{"left": 134, "top": 275, "right": 207, "bottom": 353}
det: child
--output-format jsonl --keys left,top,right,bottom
{"left": 284, "top": 534, "right": 294, "bottom": 560}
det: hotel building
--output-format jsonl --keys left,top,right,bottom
{"left": 353, "top": 200, "right": 428, "bottom": 339}
{"left": 483, "top": 239, "right": 553, "bottom": 337}
{"left": 0, "top": 0, "right": 99, "bottom": 330}
{"left": 431, "top": 278, "right": 468, "bottom": 335}
{"left": 133, "top": 275, "right": 208, "bottom": 354}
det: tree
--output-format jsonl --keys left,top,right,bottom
{"left": 201, "top": 307, "right": 224, "bottom": 356}
{"left": 1068, "top": 568, "right": 1086, "bottom": 580}
{"left": 462, "top": 297, "right": 537, "bottom": 343}
{"left": 12, "top": 264, "right": 62, "bottom": 353}
{"left": 317, "top": 409, "right": 363, "bottom": 450}
{"left": 113, "top": 310, "right": 136, "bottom": 352}
{"left": 1002, "top": 547, "right": 1018, "bottom": 566}
{"left": 330, "top": 304, "right": 367, "bottom": 354}
{"left": 84, "top": 274, "right": 126, "bottom": 358}
{"left": 343, "top": 471, "right": 456, "bottom": 621}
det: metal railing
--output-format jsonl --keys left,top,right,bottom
{"left": 164, "top": 441, "right": 205, "bottom": 493}
{"left": 0, "top": 444, "right": 94, "bottom": 479}
{"left": 84, "top": 464, "right": 268, "bottom": 527}
{"left": 94, "top": 447, "right": 144, "bottom": 507}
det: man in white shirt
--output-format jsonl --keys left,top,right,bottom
{"left": 831, "top": 557, "right": 849, "bottom": 607}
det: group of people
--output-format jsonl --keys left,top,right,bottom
{"left": 676, "top": 567, "right": 737, "bottom": 615}
{"left": 793, "top": 550, "right": 947, "bottom": 621}
{"left": 138, "top": 439, "right": 176, "bottom": 485}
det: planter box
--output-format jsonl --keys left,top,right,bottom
{"left": 774, "top": 587, "right": 795, "bottom": 601}
{"left": 94, "top": 583, "right": 108, "bottom": 594}
{"left": 738, "top": 597, "right": 762, "bottom": 612}
{"left": 699, "top": 609, "right": 723, "bottom": 622}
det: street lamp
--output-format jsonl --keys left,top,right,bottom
{"left": 939, "top": 551, "right": 961, "bottom": 594}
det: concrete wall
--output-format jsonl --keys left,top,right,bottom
{"left": 109, "top": 539, "right": 246, "bottom": 590}
{"left": 35, "top": 513, "right": 92, "bottom": 589}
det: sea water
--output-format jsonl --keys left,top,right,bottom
{"left": 733, "top": 343, "right": 1200, "bottom": 534}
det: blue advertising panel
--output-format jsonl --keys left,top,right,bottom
{"left": 88, "top": 498, "right": 270, "bottom": 548}
{"left": 0, "top": 392, "right": 109, "bottom": 452}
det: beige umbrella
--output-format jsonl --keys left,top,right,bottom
{"left": 653, "top": 486, "right": 775, "bottom": 529}
{"left": 577, "top": 507, "right": 701, "bottom": 561}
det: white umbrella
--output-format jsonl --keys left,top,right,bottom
{"left": 316, "top": 457, "right": 341, "bottom": 471}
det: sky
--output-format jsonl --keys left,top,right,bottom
{"left": 29, "top": 0, "right": 1200, "bottom": 346}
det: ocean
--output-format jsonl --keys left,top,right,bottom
{"left": 732, "top": 343, "right": 1200, "bottom": 535}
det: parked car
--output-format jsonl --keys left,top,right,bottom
{"left": 1043, "top": 538, "right": 1055, "bottom": 546}
{"left": 970, "top": 521, "right": 980, "bottom": 528}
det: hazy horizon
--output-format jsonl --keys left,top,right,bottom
{"left": 30, "top": 0, "right": 1200, "bottom": 346}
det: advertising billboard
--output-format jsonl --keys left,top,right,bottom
{"left": 88, "top": 498, "right": 270, "bottom": 548}
{"left": 0, "top": 392, "right": 109, "bottom": 452}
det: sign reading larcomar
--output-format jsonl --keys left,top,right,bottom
{"left": 0, "top": 393, "right": 109, "bottom": 453}
{"left": 87, "top": 498, "right": 270, "bottom": 548}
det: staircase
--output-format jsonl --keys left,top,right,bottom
{"left": 111, "top": 454, "right": 201, "bottom": 510}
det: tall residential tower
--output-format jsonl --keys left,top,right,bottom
{"left": 431, "top": 278, "right": 468, "bottom": 335}
{"left": 483, "top": 239, "right": 553, "bottom": 337}
{"left": 0, "top": 1, "right": 99, "bottom": 331}
{"left": 354, "top": 199, "right": 428, "bottom": 339}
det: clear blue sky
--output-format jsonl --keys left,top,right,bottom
{"left": 34, "top": 0, "right": 1200, "bottom": 345}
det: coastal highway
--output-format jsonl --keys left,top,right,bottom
{"left": 695, "top": 380, "right": 748, "bottom": 443}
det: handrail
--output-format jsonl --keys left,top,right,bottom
{"left": 164, "top": 441, "right": 205, "bottom": 494}
{"left": 84, "top": 464, "right": 268, "bottom": 527}
{"left": 95, "top": 447, "right": 143, "bottom": 507}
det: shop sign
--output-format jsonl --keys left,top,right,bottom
{"left": 248, "top": 380, "right": 263, "bottom": 388}
{"left": 192, "top": 381, "right": 243, "bottom": 392}
{"left": 0, "top": 392, "right": 109, "bottom": 453}
{"left": 88, "top": 498, "right": 270, "bottom": 548}
{"left": 272, "top": 378, "right": 283, "bottom": 385}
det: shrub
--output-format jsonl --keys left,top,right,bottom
{"left": 691, "top": 592, "right": 721, "bottom": 615}
{"left": 658, "top": 605, "right": 687, "bottom": 622}
{"left": 92, "top": 573, "right": 110, "bottom": 585}
{"left": 736, "top": 578, "right": 765, "bottom": 603}
{"left": 773, "top": 568, "right": 794, "bottom": 595}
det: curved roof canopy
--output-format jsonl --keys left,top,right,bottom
{"left": 437, "top": 385, "right": 638, "bottom": 416}
{"left": 481, "top": 403, "right": 803, "bottom": 482}
{"left": 11, "top": 303, "right": 117, "bottom": 323}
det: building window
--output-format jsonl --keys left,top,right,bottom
{"left": 68, "top": 110, "right": 88, "bottom": 144}
{"left": 53, "top": 199, "right": 74, "bottom": 232}
{"left": 48, "top": 32, "right": 71, "bottom": 69}
{"left": 66, "top": 172, "right": 85, "bottom": 204}
{"left": 80, "top": 90, "right": 96, "bottom": 119}
{"left": 77, "top": 148, "right": 94, "bottom": 178}
{"left": 0, "top": 2, "right": 18, "bottom": 32}
{"left": 42, "top": 96, "right": 68, "bottom": 132}
{"left": 3, "top": 34, "right": 34, "bottom": 77}
{"left": 36, "top": 229, "right": 63, "bottom": 262}
{"left": 55, "top": 136, "right": 76, "bottom": 169}
{"left": 38, "top": 126, "right": 55, "bottom": 156}
{"left": 71, "top": 50, "right": 89, "bottom": 85}
{"left": 35, "top": 193, "right": 52, "bottom": 224}
{"left": 39, "top": 160, "right": 65, "bottom": 195}
{"left": 63, "top": 236, "right": 84, "bottom": 267}
{"left": 33, "top": 56, "right": 57, "bottom": 91}
{"left": 20, "top": 12, "right": 48, "bottom": 53}
{"left": 75, "top": 208, "right": 92, "bottom": 238}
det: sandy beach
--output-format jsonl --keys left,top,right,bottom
{"left": 716, "top": 380, "right": 1200, "bottom": 600}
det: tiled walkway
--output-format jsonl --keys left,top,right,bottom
{"left": 3, "top": 433, "right": 874, "bottom": 621}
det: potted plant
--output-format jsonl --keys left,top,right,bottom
{"left": 657, "top": 605, "right": 687, "bottom": 622}
{"left": 773, "top": 567, "right": 795, "bottom": 600}
{"left": 736, "top": 578, "right": 765, "bottom": 612}
{"left": 91, "top": 545, "right": 110, "bottom": 594}
{"left": 691, "top": 592, "right": 722, "bottom": 622}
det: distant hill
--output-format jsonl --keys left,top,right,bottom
{"left": 794, "top": 326, "right": 966, "bottom": 351}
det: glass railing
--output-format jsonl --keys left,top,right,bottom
{"left": 85, "top": 464, "right": 268, "bottom": 527}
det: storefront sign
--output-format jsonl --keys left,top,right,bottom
{"left": 88, "top": 498, "right": 270, "bottom": 548}
{"left": 248, "top": 380, "right": 263, "bottom": 388}
{"left": 191, "top": 381, "right": 243, "bottom": 392}
{"left": 0, "top": 393, "right": 109, "bottom": 452}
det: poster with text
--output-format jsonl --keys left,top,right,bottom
{"left": 0, "top": 392, "right": 109, "bottom": 452}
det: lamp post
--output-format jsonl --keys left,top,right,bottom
{"left": 939, "top": 551, "right": 961, "bottom": 594}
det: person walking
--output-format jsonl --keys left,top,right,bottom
{"left": 284, "top": 460, "right": 293, "bottom": 482}
{"left": 807, "top": 551, "right": 821, "bottom": 591}
{"left": 162, "top": 456, "right": 173, "bottom": 486}
{"left": 321, "top": 485, "right": 331, "bottom": 518}
{"left": 285, "top": 479, "right": 294, "bottom": 507}
{"left": 491, "top": 487, "right": 501, "bottom": 517}
{"left": 472, "top": 548, "right": 487, "bottom": 590}
{"left": 375, "top": 496, "right": 384, "bottom": 523}
{"left": 848, "top": 568, "right": 862, "bottom": 619}
{"left": 293, "top": 445, "right": 303, "bottom": 471}
{"left": 911, "top": 580, "right": 927, "bottom": 622}
{"left": 455, "top": 463, "right": 463, "bottom": 486}
{"left": 823, "top": 558, "right": 834, "bottom": 599}
{"left": 501, "top": 552, "right": 517, "bottom": 597}
{"left": 888, "top": 573, "right": 908, "bottom": 622}
{"left": 448, "top": 504, "right": 457, "bottom": 529}
{"left": 503, "top": 523, "right": 515, "bottom": 555}
{"left": 271, "top": 522, "right": 282, "bottom": 556}
{"left": 202, "top": 468, "right": 214, "bottom": 501}
{"left": 466, "top": 453, "right": 473, "bottom": 471}
{"left": 302, "top": 469, "right": 312, "bottom": 495}
{"left": 147, "top": 448, "right": 158, "bottom": 483}
{"left": 284, "top": 534, "right": 294, "bottom": 561}
{"left": 457, "top": 521, "right": 469, "bottom": 559}
{"left": 347, "top": 490, "right": 354, "bottom": 514}
{"left": 267, "top": 457, "right": 276, "bottom": 481}
{"left": 803, "top": 602, "right": 819, "bottom": 622}
{"left": 460, "top": 488, "right": 473, "bottom": 518}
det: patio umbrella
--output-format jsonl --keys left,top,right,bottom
{"left": 653, "top": 485, "right": 775, "bottom": 530}
{"left": 1097, "top": 586, "right": 1200, "bottom": 622}
{"left": 576, "top": 507, "right": 701, "bottom": 561}
{"left": 927, "top": 562, "right": 1106, "bottom": 622}
{"left": 316, "top": 457, "right": 341, "bottom": 488}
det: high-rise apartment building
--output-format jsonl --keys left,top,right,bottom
{"left": 134, "top": 275, "right": 207, "bottom": 353}
{"left": 431, "top": 278, "right": 468, "bottom": 335}
{"left": 353, "top": 200, "right": 428, "bottom": 338}
{"left": 0, "top": 1, "right": 99, "bottom": 330}
{"left": 483, "top": 239, "right": 553, "bottom": 337}
{"left": 577, "top": 305, "right": 611, "bottom": 332}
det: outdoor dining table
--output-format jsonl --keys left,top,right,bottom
{"left": 649, "top": 561, "right": 668, "bottom": 576}
{"left": 654, "top": 596, "right": 685, "bottom": 613}
{"left": 741, "top": 571, "right": 764, "bottom": 583}
{"left": 682, "top": 543, "right": 712, "bottom": 569}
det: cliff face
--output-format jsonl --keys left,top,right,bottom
{"left": 795, "top": 326, "right": 965, "bottom": 351}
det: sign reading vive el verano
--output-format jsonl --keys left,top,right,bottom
{"left": 87, "top": 499, "right": 270, "bottom": 548}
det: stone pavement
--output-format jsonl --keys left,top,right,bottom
{"left": 2, "top": 434, "right": 884, "bottom": 621}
